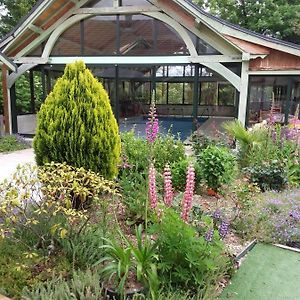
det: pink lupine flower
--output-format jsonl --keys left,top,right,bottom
{"left": 146, "top": 101, "right": 159, "bottom": 143}
{"left": 163, "top": 164, "right": 173, "bottom": 207}
{"left": 181, "top": 163, "right": 195, "bottom": 222}
{"left": 148, "top": 163, "right": 157, "bottom": 209}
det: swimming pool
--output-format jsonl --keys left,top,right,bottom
{"left": 119, "top": 116, "right": 208, "bottom": 141}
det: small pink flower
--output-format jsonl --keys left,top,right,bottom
{"left": 148, "top": 163, "right": 157, "bottom": 209}
{"left": 146, "top": 102, "right": 159, "bottom": 143}
{"left": 163, "top": 164, "right": 173, "bottom": 207}
{"left": 181, "top": 163, "right": 195, "bottom": 222}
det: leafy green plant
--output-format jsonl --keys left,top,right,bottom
{"left": 0, "top": 164, "right": 104, "bottom": 253}
{"left": 223, "top": 120, "right": 268, "bottom": 166}
{"left": 34, "top": 60, "right": 121, "bottom": 179}
{"left": 151, "top": 209, "right": 230, "bottom": 291}
{"left": 96, "top": 238, "right": 133, "bottom": 297}
{"left": 59, "top": 225, "right": 106, "bottom": 270}
{"left": 95, "top": 225, "right": 159, "bottom": 299}
{"left": 39, "top": 162, "right": 117, "bottom": 209}
{"left": 22, "top": 269, "right": 103, "bottom": 300}
{"left": 119, "top": 170, "right": 147, "bottom": 222}
{"left": 191, "top": 130, "right": 220, "bottom": 156}
{"left": 171, "top": 159, "right": 202, "bottom": 192}
{"left": 121, "top": 131, "right": 186, "bottom": 174}
{"left": 124, "top": 225, "right": 159, "bottom": 299}
{"left": 197, "top": 145, "right": 236, "bottom": 190}
{"left": 244, "top": 160, "right": 288, "bottom": 191}
{"left": 0, "top": 134, "right": 30, "bottom": 153}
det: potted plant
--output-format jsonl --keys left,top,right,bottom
{"left": 96, "top": 225, "right": 159, "bottom": 300}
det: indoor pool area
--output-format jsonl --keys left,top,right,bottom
{"left": 119, "top": 116, "right": 208, "bottom": 141}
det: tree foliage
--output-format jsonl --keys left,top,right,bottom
{"left": 33, "top": 61, "right": 121, "bottom": 179}
{"left": 197, "top": 0, "right": 300, "bottom": 44}
{"left": 0, "top": 0, "right": 38, "bottom": 36}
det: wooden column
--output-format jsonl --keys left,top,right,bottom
{"left": 2, "top": 65, "right": 10, "bottom": 134}
{"left": 192, "top": 64, "right": 200, "bottom": 130}
{"left": 238, "top": 60, "right": 249, "bottom": 126}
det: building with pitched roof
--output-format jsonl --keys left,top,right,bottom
{"left": 0, "top": 0, "right": 300, "bottom": 135}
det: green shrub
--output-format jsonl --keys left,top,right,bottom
{"left": 33, "top": 61, "right": 121, "bottom": 179}
{"left": 119, "top": 170, "right": 147, "bottom": 222}
{"left": 150, "top": 209, "right": 229, "bottom": 291}
{"left": 121, "top": 131, "right": 186, "bottom": 174}
{"left": 197, "top": 145, "right": 236, "bottom": 190}
{"left": 244, "top": 160, "right": 288, "bottom": 191}
{"left": 153, "top": 133, "right": 186, "bottom": 172}
{"left": 171, "top": 159, "right": 202, "bottom": 192}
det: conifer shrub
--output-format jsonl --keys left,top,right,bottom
{"left": 33, "top": 61, "right": 121, "bottom": 179}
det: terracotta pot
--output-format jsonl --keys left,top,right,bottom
{"left": 207, "top": 188, "right": 218, "bottom": 197}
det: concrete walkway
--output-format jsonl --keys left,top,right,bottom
{"left": 0, "top": 148, "right": 35, "bottom": 183}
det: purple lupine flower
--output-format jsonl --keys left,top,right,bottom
{"left": 205, "top": 228, "right": 214, "bottom": 242}
{"left": 212, "top": 209, "right": 222, "bottom": 221}
{"left": 146, "top": 101, "right": 159, "bottom": 143}
{"left": 218, "top": 220, "right": 229, "bottom": 239}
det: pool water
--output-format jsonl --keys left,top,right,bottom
{"left": 119, "top": 116, "right": 208, "bottom": 141}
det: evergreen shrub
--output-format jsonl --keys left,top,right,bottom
{"left": 33, "top": 61, "right": 121, "bottom": 179}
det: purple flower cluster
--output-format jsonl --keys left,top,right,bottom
{"left": 212, "top": 209, "right": 222, "bottom": 221}
{"left": 205, "top": 228, "right": 214, "bottom": 242}
{"left": 271, "top": 126, "right": 300, "bottom": 147}
{"left": 263, "top": 191, "right": 300, "bottom": 244}
{"left": 218, "top": 220, "right": 229, "bottom": 239}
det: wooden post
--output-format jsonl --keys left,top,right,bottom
{"left": 2, "top": 65, "right": 11, "bottom": 134}
{"left": 237, "top": 60, "right": 249, "bottom": 126}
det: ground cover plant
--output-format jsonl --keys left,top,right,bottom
{"left": 0, "top": 134, "right": 30, "bottom": 153}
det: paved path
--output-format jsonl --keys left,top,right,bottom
{"left": 0, "top": 148, "right": 35, "bottom": 183}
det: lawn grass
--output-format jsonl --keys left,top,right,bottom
{"left": 220, "top": 243, "right": 300, "bottom": 300}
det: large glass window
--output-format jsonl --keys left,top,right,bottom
{"left": 200, "top": 82, "right": 218, "bottom": 105}
{"left": 248, "top": 76, "right": 300, "bottom": 124}
{"left": 218, "top": 83, "right": 235, "bottom": 106}
{"left": 51, "top": 22, "right": 81, "bottom": 56}
{"left": 168, "top": 83, "right": 184, "bottom": 104}
{"left": 84, "top": 16, "right": 117, "bottom": 55}
{"left": 51, "top": 14, "right": 193, "bottom": 56}
{"left": 156, "top": 82, "right": 168, "bottom": 104}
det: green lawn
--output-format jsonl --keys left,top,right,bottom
{"left": 221, "top": 243, "right": 300, "bottom": 300}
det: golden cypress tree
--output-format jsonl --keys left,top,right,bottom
{"left": 33, "top": 61, "right": 121, "bottom": 179}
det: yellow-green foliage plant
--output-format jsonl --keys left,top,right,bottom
{"left": 33, "top": 61, "right": 121, "bottom": 179}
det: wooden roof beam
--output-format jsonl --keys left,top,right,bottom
{"left": 74, "top": 6, "right": 161, "bottom": 14}
{"left": 28, "top": 24, "right": 44, "bottom": 35}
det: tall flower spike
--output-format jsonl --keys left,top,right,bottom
{"left": 148, "top": 163, "right": 157, "bottom": 209}
{"left": 163, "top": 164, "right": 173, "bottom": 207}
{"left": 181, "top": 163, "right": 195, "bottom": 222}
{"left": 146, "top": 95, "right": 159, "bottom": 144}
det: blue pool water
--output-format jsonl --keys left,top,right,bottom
{"left": 119, "top": 116, "right": 207, "bottom": 141}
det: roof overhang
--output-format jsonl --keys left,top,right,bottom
{"left": 0, "top": 51, "right": 17, "bottom": 72}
